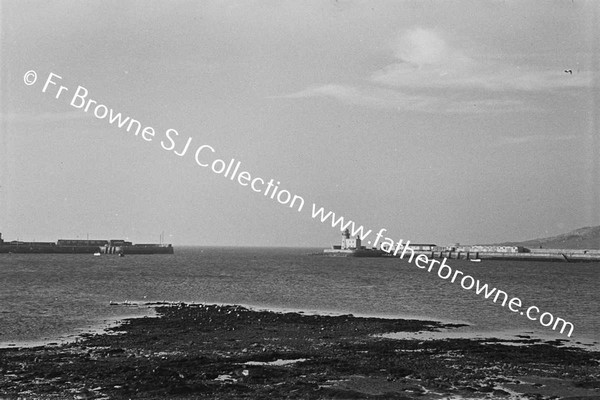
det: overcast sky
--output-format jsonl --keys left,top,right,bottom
{"left": 1, "top": 0, "right": 598, "bottom": 246}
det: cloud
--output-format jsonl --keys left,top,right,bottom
{"left": 280, "top": 84, "right": 536, "bottom": 114}
{"left": 393, "top": 28, "right": 471, "bottom": 68}
{"left": 284, "top": 84, "right": 363, "bottom": 102}
{"left": 279, "top": 28, "right": 593, "bottom": 114}
{"left": 281, "top": 84, "right": 433, "bottom": 111}
{"left": 373, "top": 28, "right": 591, "bottom": 91}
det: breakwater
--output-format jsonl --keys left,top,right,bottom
{"left": 0, "top": 233, "right": 173, "bottom": 255}
{"left": 100, "top": 244, "right": 174, "bottom": 255}
{"left": 323, "top": 248, "right": 600, "bottom": 262}
{"left": 398, "top": 241, "right": 600, "bottom": 263}
{"left": 409, "top": 250, "right": 600, "bottom": 263}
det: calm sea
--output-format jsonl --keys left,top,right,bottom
{"left": 0, "top": 247, "right": 598, "bottom": 348}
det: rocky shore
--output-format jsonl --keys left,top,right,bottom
{"left": 0, "top": 303, "right": 598, "bottom": 399}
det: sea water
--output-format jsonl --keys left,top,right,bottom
{"left": 0, "top": 247, "right": 598, "bottom": 348}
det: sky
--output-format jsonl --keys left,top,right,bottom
{"left": 0, "top": 0, "right": 598, "bottom": 247}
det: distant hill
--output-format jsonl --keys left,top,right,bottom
{"left": 500, "top": 226, "right": 600, "bottom": 250}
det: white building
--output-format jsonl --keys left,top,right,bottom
{"left": 341, "top": 228, "right": 361, "bottom": 249}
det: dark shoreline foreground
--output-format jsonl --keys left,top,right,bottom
{"left": 1, "top": 304, "right": 598, "bottom": 399}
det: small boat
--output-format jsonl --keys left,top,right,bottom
{"left": 93, "top": 252, "right": 101, "bottom": 256}
{"left": 470, "top": 259, "right": 482, "bottom": 263}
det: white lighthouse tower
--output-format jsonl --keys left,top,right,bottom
{"left": 341, "top": 228, "right": 361, "bottom": 250}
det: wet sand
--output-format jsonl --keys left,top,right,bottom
{"left": 0, "top": 303, "right": 598, "bottom": 399}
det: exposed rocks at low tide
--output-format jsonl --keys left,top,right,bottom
{"left": 0, "top": 304, "right": 598, "bottom": 399}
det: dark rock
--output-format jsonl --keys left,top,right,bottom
{"left": 574, "top": 379, "right": 600, "bottom": 389}
{"left": 478, "top": 385, "right": 495, "bottom": 392}
{"left": 1, "top": 303, "right": 597, "bottom": 399}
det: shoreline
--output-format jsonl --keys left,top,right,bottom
{"left": 0, "top": 299, "right": 461, "bottom": 350}
{"left": 107, "top": 301, "right": 600, "bottom": 351}
{"left": 3, "top": 300, "right": 597, "bottom": 352}
{"left": 0, "top": 307, "right": 157, "bottom": 350}
{"left": 1, "top": 303, "right": 598, "bottom": 399}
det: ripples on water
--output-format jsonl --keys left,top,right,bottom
{"left": 0, "top": 247, "right": 598, "bottom": 346}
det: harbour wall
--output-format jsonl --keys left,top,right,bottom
{"left": 409, "top": 250, "right": 600, "bottom": 263}
{"left": 100, "top": 245, "right": 174, "bottom": 255}
{"left": 0, "top": 245, "right": 101, "bottom": 254}
{"left": 322, "top": 248, "right": 600, "bottom": 262}
{"left": 0, "top": 244, "right": 174, "bottom": 255}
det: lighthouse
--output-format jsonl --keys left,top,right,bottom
{"left": 341, "top": 228, "right": 361, "bottom": 250}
